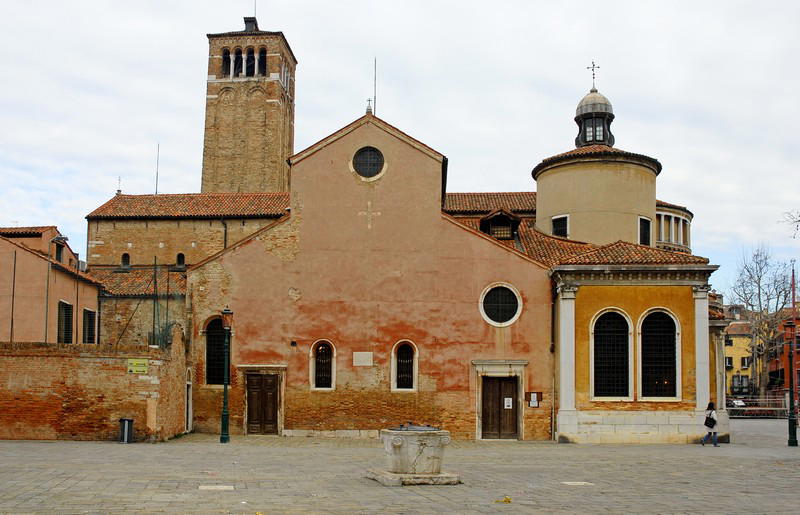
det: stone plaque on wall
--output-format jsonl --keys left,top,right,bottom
{"left": 352, "top": 352, "right": 373, "bottom": 367}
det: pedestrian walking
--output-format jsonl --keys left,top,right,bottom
{"left": 701, "top": 401, "right": 718, "bottom": 446}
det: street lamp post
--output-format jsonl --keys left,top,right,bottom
{"left": 43, "top": 235, "right": 69, "bottom": 342}
{"left": 220, "top": 307, "right": 233, "bottom": 444}
{"left": 787, "top": 268, "right": 797, "bottom": 447}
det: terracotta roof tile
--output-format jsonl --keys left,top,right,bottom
{"left": 86, "top": 193, "right": 289, "bottom": 220}
{"left": 0, "top": 226, "right": 56, "bottom": 236}
{"left": 443, "top": 192, "right": 536, "bottom": 214}
{"left": 533, "top": 145, "right": 662, "bottom": 177}
{"left": 560, "top": 240, "right": 709, "bottom": 265}
{"left": 516, "top": 221, "right": 597, "bottom": 267}
{"left": 90, "top": 268, "right": 186, "bottom": 296}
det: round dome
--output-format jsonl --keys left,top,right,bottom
{"left": 576, "top": 88, "right": 613, "bottom": 116}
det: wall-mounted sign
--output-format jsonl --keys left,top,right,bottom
{"left": 127, "top": 358, "right": 148, "bottom": 374}
{"left": 504, "top": 397, "right": 513, "bottom": 409}
{"left": 527, "top": 391, "right": 541, "bottom": 408}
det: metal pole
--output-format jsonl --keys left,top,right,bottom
{"left": 220, "top": 325, "right": 230, "bottom": 443}
{"left": 788, "top": 267, "right": 797, "bottom": 447}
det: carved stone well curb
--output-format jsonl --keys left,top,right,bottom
{"left": 366, "top": 427, "right": 461, "bottom": 486}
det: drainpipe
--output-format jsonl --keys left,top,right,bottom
{"left": 550, "top": 279, "right": 558, "bottom": 441}
{"left": 221, "top": 218, "right": 228, "bottom": 249}
{"left": 10, "top": 250, "right": 16, "bottom": 342}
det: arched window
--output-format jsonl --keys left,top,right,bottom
{"left": 221, "top": 49, "right": 231, "bottom": 77}
{"left": 121, "top": 253, "right": 130, "bottom": 268}
{"left": 176, "top": 253, "right": 185, "bottom": 267}
{"left": 641, "top": 312, "right": 677, "bottom": 397}
{"left": 593, "top": 312, "right": 630, "bottom": 398}
{"left": 245, "top": 48, "right": 255, "bottom": 77}
{"left": 205, "top": 319, "right": 225, "bottom": 385}
{"left": 233, "top": 49, "right": 243, "bottom": 77}
{"left": 396, "top": 343, "right": 415, "bottom": 389}
{"left": 258, "top": 48, "right": 267, "bottom": 76}
{"left": 314, "top": 341, "right": 333, "bottom": 388}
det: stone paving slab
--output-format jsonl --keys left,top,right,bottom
{"left": 0, "top": 420, "right": 798, "bottom": 513}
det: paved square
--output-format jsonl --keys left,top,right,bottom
{"left": 0, "top": 420, "right": 798, "bottom": 513}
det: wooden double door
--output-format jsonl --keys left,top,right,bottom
{"left": 246, "top": 374, "right": 279, "bottom": 434}
{"left": 481, "top": 376, "right": 518, "bottom": 439}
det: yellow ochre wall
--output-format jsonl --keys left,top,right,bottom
{"left": 574, "top": 285, "right": 698, "bottom": 411}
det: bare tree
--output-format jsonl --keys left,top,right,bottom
{"left": 729, "top": 245, "right": 791, "bottom": 397}
{"left": 783, "top": 211, "right": 799, "bottom": 238}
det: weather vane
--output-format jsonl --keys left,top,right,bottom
{"left": 586, "top": 60, "right": 600, "bottom": 89}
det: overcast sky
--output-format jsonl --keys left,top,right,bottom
{"left": 1, "top": 1, "right": 798, "bottom": 295}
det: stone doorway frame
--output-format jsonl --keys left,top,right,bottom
{"left": 237, "top": 364, "right": 287, "bottom": 435}
{"left": 472, "top": 360, "right": 528, "bottom": 440}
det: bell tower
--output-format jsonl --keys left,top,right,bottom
{"left": 201, "top": 17, "right": 297, "bottom": 193}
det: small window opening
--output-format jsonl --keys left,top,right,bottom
{"left": 595, "top": 118, "right": 604, "bottom": 140}
{"left": 176, "top": 253, "right": 185, "bottom": 268}
{"left": 258, "top": 48, "right": 267, "bottom": 76}
{"left": 245, "top": 48, "right": 255, "bottom": 77}
{"left": 639, "top": 218, "right": 651, "bottom": 246}
{"left": 221, "top": 49, "right": 231, "bottom": 77}
{"left": 396, "top": 343, "right": 414, "bottom": 389}
{"left": 552, "top": 216, "right": 568, "bottom": 238}
{"left": 57, "top": 301, "right": 73, "bottom": 344}
{"left": 55, "top": 244, "right": 64, "bottom": 263}
{"left": 585, "top": 119, "right": 594, "bottom": 142}
{"left": 121, "top": 253, "right": 130, "bottom": 268}
{"left": 233, "top": 49, "right": 243, "bottom": 77}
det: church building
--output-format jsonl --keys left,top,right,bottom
{"left": 0, "top": 17, "right": 730, "bottom": 443}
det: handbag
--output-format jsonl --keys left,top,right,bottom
{"left": 704, "top": 415, "right": 717, "bottom": 429}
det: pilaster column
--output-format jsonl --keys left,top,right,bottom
{"left": 694, "top": 285, "right": 711, "bottom": 410}
{"left": 558, "top": 284, "right": 578, "bottom": 411}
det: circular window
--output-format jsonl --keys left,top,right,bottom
{"left": 352, "top": 146, "right": 384, "bottom": 178}
{"left": 480, "top": 285, "right": 521, "bottom": 326}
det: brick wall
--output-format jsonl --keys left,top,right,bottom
{"left": 201, "top": 33, "right": 295, "bottom": 193}
{"left": 0, "top": 325, "right": 188, "bottom": 441}
{"left": 99, "top": 296, "right": 186, "bottom": 347}
{"left": 87, "top": 218, "right": 278, "bottom": 267}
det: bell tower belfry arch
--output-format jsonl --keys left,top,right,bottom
{"left": 201, "top": 17, "right": 297, "bottom": 193}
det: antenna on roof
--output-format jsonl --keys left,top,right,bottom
{"left": 154, "top": 143, "right": 160, "bottom": 195}
{"left": 254, "top": 0, "right": 257, "bottom": 17}
{"left": 373, "top": 57, "right": 377, "bottom": 115}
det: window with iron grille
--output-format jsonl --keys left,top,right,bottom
{"left": 639, "top": 218, "right": 651, "bottom": 246}
{"left": 206, "top": 319, "right": 226, "bottom": 385}
{"left": 641, "top": 312, "right": 677, "bottom": 397}
{"left": 82, "top": 309, "right": 96, "bottom": 344}
{"left": 57, "top": 301, "right": 73, "bottom": 344}
{"left": 490, "top": 223, "right": 513, "bottom": 240}
{"left": 396, "top": 343, "right": 414, "bottom": 389}
{"left": 314, "top": 342, "right": 333, "bottom": 388}
{"left": 482, "top": 286, "right": 520, "bottom": 325}
{"left": 552, "top": 216, "right": 568, "bottom": 237}
{"left": 593, "top": 311, "right": 629, "bottom": 397}
{"left": 353, "top": 147, "right": 384, "bottom": 178}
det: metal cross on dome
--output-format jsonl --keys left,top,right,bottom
{"left": 586, "top": 61, "right": 600, "bottom": 89}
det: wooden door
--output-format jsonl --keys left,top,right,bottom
{"left": 246, "top": 374, "right": 279, "bottom": 434}
{"left": 481, "top": 376, "right": 518, "bottom": 439}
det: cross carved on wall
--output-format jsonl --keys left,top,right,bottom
{"left": 358, "top": 201, "right": 381, "bottom": 229}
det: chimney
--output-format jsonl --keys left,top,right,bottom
{"left": 244, "top": 17, "right": 259, "bottom": 32}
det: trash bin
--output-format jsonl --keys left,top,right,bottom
{"left": 119, "top": 418, "right": 134, "bottom": 443}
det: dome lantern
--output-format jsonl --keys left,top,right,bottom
{"left": 574, "top": 87, "right": 615, "bottom": 147}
